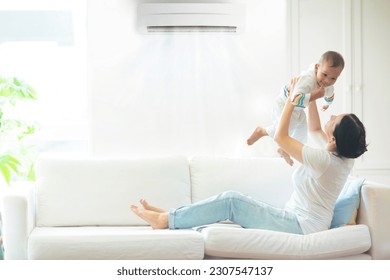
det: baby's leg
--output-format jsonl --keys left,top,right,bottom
{"left": 247, "top": 127, "right": 268, "bottom": 145}
{"left": 277, "top": 147, "right": 294, "bottom": 166}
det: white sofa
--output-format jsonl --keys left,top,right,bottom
{"left": 1, "top": 156, "right": 389, "bottom": 260}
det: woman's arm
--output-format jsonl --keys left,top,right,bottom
{"left": 308, "top": 100, "right": 322, "bottom": 132}
{"left": 308, "top": 99, "right": 327, "bottom": 142}
{"left": 274, "top": 99, "right": 304, "bottom": 163}
{"left": 274, "top": 77, "right": 303, "bottom": 163}
{"left": 274, "top": 76, "right": 328, "bottom": 163}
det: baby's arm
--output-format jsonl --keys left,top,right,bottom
{"left": 289, "top": 74, "right": 325, "bottom": 108}
{"left": 321, "top": 92, "right": 335, "bottom": 111}
{"left": 291, "top": 85, "right": 325, "bottom": 108}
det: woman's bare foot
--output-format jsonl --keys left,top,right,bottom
{"left": 140, "top": 199, "right": 166, "bottom": 213}
{"left": 247, "top": 127, "right": 268, "bottom": 145}
{"left": 277, "top": 147, "right": 294, "bottom": 166}
{"left": 130, "top": 205, "right": 169, "bottom": 229}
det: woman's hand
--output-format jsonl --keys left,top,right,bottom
{"left": 310, "top": 85, "right": 325, "bottom": 101}
{"left": 289, "top": 76, "right": 300, "bottom": 91}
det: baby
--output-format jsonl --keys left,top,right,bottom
{"left": 247, "top": 51, "right": 345, "bottom": 165}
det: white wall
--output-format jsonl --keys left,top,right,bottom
{"left": 88, "top": 0, "right": 288, "bottom": 158}
{"left": 87, "top": 0, "right": 390, "bottom": 184}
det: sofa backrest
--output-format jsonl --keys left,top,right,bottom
{"left": 35, "top": 156, "right": 191, "bottom": 227}
{"left": 190, "top": 156, "right": 296, "bottom": 207}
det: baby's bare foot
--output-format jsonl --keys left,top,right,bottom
{"left": 130, "top": 205, "right": 168, "bottom": 229}
{"left": 140, "top": 199, "right": 166, "bottom": 213}
{"left": 247, "top": 127, "right": 268, "bottom": 145}
{"left": 277, "top": 148, "right": 294, "bottom": 166}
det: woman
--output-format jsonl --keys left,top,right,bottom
{"left": 130, "top": 78, "right": 367, "bottom": 235}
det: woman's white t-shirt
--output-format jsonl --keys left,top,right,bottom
{"left": 285, "top": 145, "right": 354, "bottom": 234}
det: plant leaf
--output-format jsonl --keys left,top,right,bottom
{"left": 0, "top": 164, "right": 11, "bottom": 185}
{"left": 0, "top": 155, "right": 21, "bottom": 185}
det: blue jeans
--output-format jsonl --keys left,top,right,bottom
{"left": 168, "top": 191, "right": 303, "bottom": 234}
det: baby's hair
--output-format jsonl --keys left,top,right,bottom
{"left": 319, "top": 51, "right": 345, "bottom": 70}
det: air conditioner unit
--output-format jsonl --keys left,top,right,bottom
{"left": 137, "top": 2, "right": 245, "bottom": 33}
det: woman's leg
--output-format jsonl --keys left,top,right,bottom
{"left": 130, "top": 205, "right": 168, "bottom": 229}
{"left": 169, "top": 191, "right": 303, "bottom": 234}
{"left": 140, "top": 199, "right": 165, "bottom": 213}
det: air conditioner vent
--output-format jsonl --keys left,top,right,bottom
{"left": 147, "top": 25, "right": 237, "bottom": 33}
{"left": 138, "top": 2, "right": 245, "bottom": 34}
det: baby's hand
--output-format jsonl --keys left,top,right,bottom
{"left": 321, "top": 104, "right": 329, "bottom": 111}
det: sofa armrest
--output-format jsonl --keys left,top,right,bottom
{"left": 1, "top": 182, "right": 35, "bottom": 260}
{"left": 357, "top": 181, "right": 390, "bottom": 259}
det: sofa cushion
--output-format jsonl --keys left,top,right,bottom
{"left": 331, "top": 177, "right": 365, "bottom": 228}
{"left": 28, "top": 226, "right": 204, "bottom": 260}
{"left": 35, "top": 157, "right": 191, "bottom": 226}
{"left": 200, "top": 224, "right": 371, "bottom": 259}
{"left": 190, "top": 157, "right": 296, "bottom": 207}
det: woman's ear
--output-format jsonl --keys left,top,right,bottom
{"left": 315, "top": 63, "right": 319, "bottom": 72}
{"left": 328, "top": 136, "right": 337, "bottom": 150}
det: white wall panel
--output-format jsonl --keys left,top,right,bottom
{"left": 290, "top": 0, "right": 390, "bottom": 184}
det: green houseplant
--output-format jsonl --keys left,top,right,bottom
{"left": 0, "top": 75, "right": 39, "bottom": 186}
{"left": 0, "top": 75, "right": 39, "bottom": 259}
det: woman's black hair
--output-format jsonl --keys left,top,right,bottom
{"left": 333, "top": 114, "right": 368, "bottom": 158}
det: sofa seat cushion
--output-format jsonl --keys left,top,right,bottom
{"left": 200, "top": 224, "right": 371, "bottom": 259}
{"left": 28, "top": 227, "right": 204, "bottom": 260}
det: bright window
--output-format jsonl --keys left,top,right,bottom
{"left": 0, "top": 0, "right": 88, "bottom": 156}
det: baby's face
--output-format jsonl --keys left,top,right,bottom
{"left": 315, "top": 62, "right": 343, "bottom": 87}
